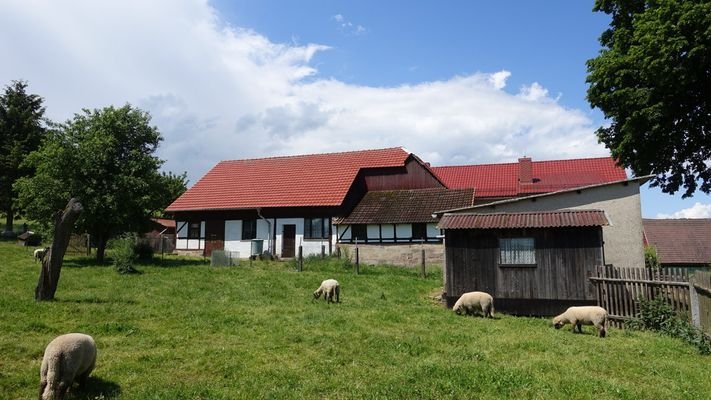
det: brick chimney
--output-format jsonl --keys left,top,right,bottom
{"left": 518, "top": 157, "right": 532, "bottom": 184}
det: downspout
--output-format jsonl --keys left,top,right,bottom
{"left": 256, "top": 208, "right": 272, "bottom": 255}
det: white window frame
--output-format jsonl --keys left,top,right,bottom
{"left": 499, "top": 237, "right": 536, "bottom": 266}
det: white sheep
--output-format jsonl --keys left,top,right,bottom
{"left": 39, "top": 333, "right": 97, "bottom": 400}
{"left": 34, "top": 247, "right": 49, "bottom": 262}
{"left": 452, "top": 291, "right": 494, "bottom": 318}
{"left": 313, "top": 279, "right": 340, "bottom": 303}
{"left": 553, "top": 306, "right": 608, "bottom": 337}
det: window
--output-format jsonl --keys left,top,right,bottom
{"left": 242, "top": 219, "right": 257, "bottom": 240}
{"left": 499, "top": 238, "right": 536, "bottom": 266}
{"left": 188, "top": 222, "right": 201, "bottom": 239}
{"left": 350, "top": 224, "right": 367, "bottom": 242}
{"left": 304, "top": 217, "right": 329, "bottom": 239}
{"left": 411, "top": 223, "right": 427, "bottom": 241}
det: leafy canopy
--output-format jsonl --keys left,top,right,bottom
{"left": 0, "top": 80, "right": 47, "bottom": 231}
{"left": 15, "top": 104, "right": 186, "bottom": 259}
{"left": 586, "top": 0, "right": 711, "bottom": 197}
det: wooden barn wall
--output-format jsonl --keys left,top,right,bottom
{"left": 362, "top": 158, "right": 444, "bottom": 191}
{"left": 445, "top": 227, "right": 603, "bottom": 304}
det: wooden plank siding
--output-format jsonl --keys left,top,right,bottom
{"left": 444, "top": 226, "right": 603, "bottom": 315}
{"left": 692, "top": 271, "right": 711, "bottom": 335}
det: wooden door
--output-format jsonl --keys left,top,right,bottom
{"left": 282, "top": 224, "right": 296, "bottom": 258}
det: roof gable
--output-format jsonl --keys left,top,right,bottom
{"left": 167, "top": 148, "right": 411, "bottom": 211}
{"left": 432, "top": 157, "right": 627, "bottom": 197}
{"left": 643, "top": 219, "right": 711, "bottom": 265}
{"left": 336, "top": 188, "right": 475, "bottom": 225}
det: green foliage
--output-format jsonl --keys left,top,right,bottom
{"left": 627, "top": 297, "right": 711, "bottom": 354}
{"left": 0, "top": 80, "right": 47, "bottom": 231}
{"left": 14, "top": 104, "right": 186, "bottom": 261}
{"left": 644, "top": 245, "right": 660, "bottom": 269}
{"left": 133, "top": 240, "right": 155, "bottom": 262}
{"left": 587, "top": 0, "right": 711, "bottom": 197}
{"left": 111, "top": 234, "right": 140, "bottom": 274}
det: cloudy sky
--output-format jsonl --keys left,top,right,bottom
{"left": 1, "top": 0, "right": 709, "bottom": 218}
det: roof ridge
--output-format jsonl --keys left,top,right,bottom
{"left": 217, "top": 147, "right": 406, "bottom": 164}
{"left": 432, "top": 155, "right": 618, "bottom": 169}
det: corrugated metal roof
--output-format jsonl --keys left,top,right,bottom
{"left": 643, "top": 218, "right": 711, "bottom": 264}
{"left": 432, "top": 157, "right": 626, "bottom": 197}
{"left": 438, "top": 210, "right": 609, "bottom": 229}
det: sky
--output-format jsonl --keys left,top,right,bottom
{"left": 1, "top": 0, "right": 709, "bottom": 218}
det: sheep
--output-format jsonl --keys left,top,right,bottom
{"left": 313, "top": 279, "right": 340, "bottom": 303}
{"left": 34, "top": 247, "right": 49, "bottom": 262}
{"left": 39, "top": 333, "right": 97, "bottom": 400}
{"left": 553, "top": 306, "right": 608, "bottom": 337}
{"left": 452, "top": 291, "right": 494, "bottom": 318}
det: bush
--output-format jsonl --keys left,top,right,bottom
{"left": 644, "top": 245, "right": 660, "bottom": 269}
{"left": 133, "top": 240, "right": 154, "bottom": 261}
{"left": 112, "top": 234, "right": 140, "bottom": 274}
{"left": 627, "top": 297, "right": 711, "bottom": 355}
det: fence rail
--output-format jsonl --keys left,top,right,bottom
{"left": 590, "top": 266, "right": 699, "bottom": 329}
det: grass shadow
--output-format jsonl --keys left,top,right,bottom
{"left": 74, "top": 376, "right": 122, "bottom": 399}
{"left": 150, "top": 257, "right": 209, "bottom": 268}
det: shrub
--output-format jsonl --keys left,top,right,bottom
{"left": 133, "top": 240, "right": 154, "bottom": 261}
{"left": 644, "top": 245, "right": 660, "bottom": 269}
{"left": 112, "top": 234, "right": 140, "bottom": 274}
{"left": 627, "top": 297, "right": 711, "bottom": 355}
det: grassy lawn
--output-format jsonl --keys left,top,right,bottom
{"left": 1, "top": 240, "right": 708, "bottom": 400}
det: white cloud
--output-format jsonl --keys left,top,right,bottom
{"left": 0, "top": 0, "right": 609, "bottom": 185}
{"left": 656, "top": 202, "right": 711, "bottom": 219}
{"left": 331, "top": 13, "right": 367, "bottom": 35}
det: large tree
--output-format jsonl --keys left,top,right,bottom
{"left": 15, "top": 104, "right": 186, "bottom": 262}
{"left": 0, "top": 80, "right": 47, "bottom": 234}
{"left": 586, "top": 0, "right": 711, "bottom": 197}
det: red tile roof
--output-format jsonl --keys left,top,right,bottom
{"left": 432, "top": 157, "right": 627, "bottom": 197}
{"left": 336, "top": 188, "right": 475, "bottom": 225}
{"left": 438, "top": 210, "right": 609, "bottom": 230}
{"left": 150, "top": 218, "right": 176, "bottom": 229}
{"left": 167, "top": 148, "right": 411, "bottom": 211}
{"left": 643, "top": 219, "right": 711, "bottom": 265}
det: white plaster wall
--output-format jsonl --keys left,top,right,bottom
{"left": 459, "top": 182, "right": 645, "bottom": 268}
{"left": 337, "top": 225, "right": 351, "bottom": 241}
{"left": 396, "top": 224, "right": 412, "bottom": 238}
{"left": 427, "top": 223, "right": 440, "bottom": 238}
{"left": 175, "top": 220, "right": 204, "bottom": 250}
{"left": 225, "top": 219, "right": 272, "bottom": 258}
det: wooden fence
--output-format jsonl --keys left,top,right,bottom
{"left": 590, "top": 266, "right": 711, "bottom": 334}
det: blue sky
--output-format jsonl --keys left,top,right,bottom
{"left": 1, "top": 0, "right": 709, "bottom": 218}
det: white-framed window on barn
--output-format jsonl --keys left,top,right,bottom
{"left": 304, "top": 217, "right": 329, "bottom": 240}
{"left": 188, "top": 222, "right": 201, "bottom": 239}
{"left": 499, "top": 237, "right": 536, "bottom": 266}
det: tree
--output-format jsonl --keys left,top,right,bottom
{"left": 0, "top": 80, "right": 47, "bottom": 234}
{"left": 586, "top": 0, "right": 711, "bottom": 197}
{"left": 15, "top": 104, "right": 186, "bottom": 262}
{"left": 35, "top": 198, "right": 82, "bottom": 301}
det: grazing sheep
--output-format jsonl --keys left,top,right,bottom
{"left": 39, "top": 333, "right": 97, "bottom": 400}
{"left": 452, "top": 291, "right": 494, "bottom": 318}
{"left": 34, "top": 247, "right": 49, "bottom": 262}
{"left": 553, "top": 306, "right": 608, "bottom": 337}
{"left": 313, "top": 279, "right": 340, "bottom": 303}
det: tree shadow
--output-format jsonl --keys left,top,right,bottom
{"left": 62, "top": 258, "right": 111, "bottom": 268}
{"left": 151, "top": 257, "right": 209, "bottom": 268}
{"left": 73, "top": 376, "right": 121, "bottom": 399}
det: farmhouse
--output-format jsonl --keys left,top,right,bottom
{"left": 166, "top": 147, "right": 450, "bottom": 258}
{"left": 435, "top": 174, "right": 650, "bottom": 315}
{"left": 643, "top": 218, "right": 711, "bottom": 271}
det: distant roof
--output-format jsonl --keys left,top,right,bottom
{"left": 432, "top": 157, "right": 627, "bottom": 197}
{"left": 167, "top": 147, "right": 411, "bottom": 211}
{"left": 438, "top": 210, "right": 609, "bottom": 230}
{"left": 150, "top": 218, "right": 176, "bottom": 229}
{"left": 335, "top": 188, "right": 475, "bottom": 225}
{"left": 643, "top": 219, "right": 711, "bottom": 265}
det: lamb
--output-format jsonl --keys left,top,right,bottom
{"left": 313, "top": 279, "right": 340, "bottom": 303}
{"left": 34, "top": 247, "right": 49, "bottom": 262}
{"left": 553, "top": 306, "right": 608, "bottom": 337}
{"left": 452, "top": 291, "right": 494, "bottom": 318}
{"left": 39, "top": 333, "right": 97, "bottom": 400}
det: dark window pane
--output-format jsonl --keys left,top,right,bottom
{"left": 242, "top": 219, "right": 256, "bottom": 240}
{"left": 412, "top": 223, "right": 427, "bottom": 241}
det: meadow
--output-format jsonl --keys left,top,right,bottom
{"left": 1, "top": 240, "right": 709, "bottom": 400}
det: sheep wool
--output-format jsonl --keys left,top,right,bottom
{"left": 313, "top": 279, "right": 340, "bottom": 303}
{"left": 553, "top": 306, "right": 608, "bottom": 337}
{"left": 452, "top": 291, "right": 494, "bottom": 318}
{"left": 34, "top": 247, "right": 49, "bottom": 262}
{"left": 39, "top": 333, "right": 97, "bottom": 400}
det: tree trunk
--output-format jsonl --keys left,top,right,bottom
{"left": 4, "top": 210, "right": 13, "bottom": 233}
{"left": 35, "top": 198, "right": 83, "bottom": 301}
{"left": 96, "top": 233, "right": 108, "bottom": 264}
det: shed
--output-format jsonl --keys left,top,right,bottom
{"left": 438, "top": 209, "right": 609, "bottom": 315}
{"left": 643, "top": 218, "right": 711, "bottom": 271}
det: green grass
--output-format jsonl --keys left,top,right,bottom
{"left": 1, "top": 241, "right": 709, "bottom": 400}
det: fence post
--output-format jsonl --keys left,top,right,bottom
{"left": 420, "top": 248, "right": 426, "bottom": 278}
{"left": 355, "top": 242, "right": 360, "bottom": 275}
{"left": 321, "top": 244, "right": 325, "bottom": 258}
{"left": 689, "top": 279, "right": 701, "bottom": 328}
{"left": 298, "top": 245, "right": 303, "bottom": 272}
{"left": 86, "top": 234, "right": 91, "bottom": 256}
